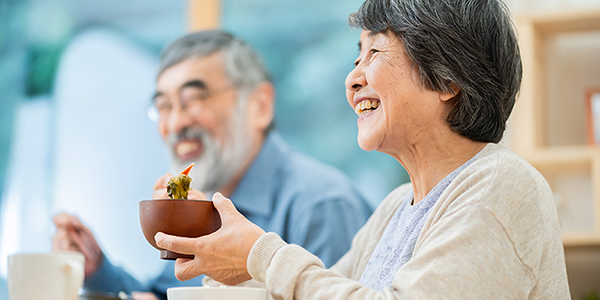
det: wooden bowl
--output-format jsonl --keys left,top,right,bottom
{"left": 139, "top": 199, "right": 221, "bottom": 260}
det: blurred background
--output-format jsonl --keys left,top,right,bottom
{"left": 1, "top": 0, "right": 600, "bottom": 299}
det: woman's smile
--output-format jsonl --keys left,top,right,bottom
{"left": 354, "top": 97, "right": 381, "bottom": 117}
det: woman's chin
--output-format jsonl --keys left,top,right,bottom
{"left": 357, "top": 134, "right": 381, "bottom": 152}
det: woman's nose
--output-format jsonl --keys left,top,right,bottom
{"left": 345, "top": 64, "right": 366, "bottom": 92}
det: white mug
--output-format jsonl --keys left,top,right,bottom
{"left": 7, "top": 252, "right": 84, "bottom": 300}
{"left": 167, "top": 286, "right": 268, "bottom": 300}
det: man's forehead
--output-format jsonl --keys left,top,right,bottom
{"left": 180, "top": 53, "right": 225, "bottom": 75}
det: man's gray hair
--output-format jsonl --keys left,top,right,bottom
{"left": 158, "top": 30, "right": 273, "bottom": 133}
{"left": 158, "top": 30, "right": 271, "bottom": 93}
{"left": 349, "top": 0, "right": 522, "bottom": 143}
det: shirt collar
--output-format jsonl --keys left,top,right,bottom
{"left": 228, "top": 131, "right": 289, "bottom": 216}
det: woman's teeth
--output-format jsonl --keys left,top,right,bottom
{"left": 354, "top": 100, "right": 380, "bottom": 116}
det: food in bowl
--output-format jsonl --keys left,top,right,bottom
{"left": 167, "top": 163, "right": 194, "bottom": 199}
{"left": 140, "top": 163, "right": 221, "bottom": 260}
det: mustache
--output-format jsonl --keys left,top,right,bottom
{"left": 167, "top": 127, "right": 209, "bottom": 146}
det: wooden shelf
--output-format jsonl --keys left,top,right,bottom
{"left": 510, "top": 9, "right": 600, "bottom": 248}
{"left": 189, "top": 0, "right": 220, "bottom": 31}
{"left": 562, "top": 232, "right": 600, "bottom": 247}
{"left": 522, "top": 145, "right": 596, "bottom": 159}
{"left": 511, "top": 9, "right": 600, "bottom": 154}
{"left": 520, "top": 146, "right": 596, "bottom": 172}
{"left": 519, "top": 10, "right": 600, "bottom": 34}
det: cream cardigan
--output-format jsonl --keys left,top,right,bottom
{"left": 246, "top": 143, "right": 570, "bottom": 299}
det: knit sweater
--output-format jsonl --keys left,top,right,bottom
{"left": 247, "top": 143, "right": 571, "bottom": 299}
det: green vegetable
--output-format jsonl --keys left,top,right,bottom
{"left": 167, "top": 174, "right": 192, "bottom": 199}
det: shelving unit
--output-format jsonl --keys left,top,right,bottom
{"left": 189, "top": 0, "right": 220, "bottom": 31}
{"left": 510, "top": 9, "right": 600, "bottom": 247}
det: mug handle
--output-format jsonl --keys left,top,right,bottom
{"left": 62, "top": 259, "right": 84, "bottom": 300}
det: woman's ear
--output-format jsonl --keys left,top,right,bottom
{"left": 247, "top": 81, "right": 275, "bottom": 131}
{"left": 440, "top": 83, "right": 460, "bottom": 102}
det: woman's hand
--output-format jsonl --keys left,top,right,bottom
{"left": 155, "top": 192, "right": 266, "bottom": 285}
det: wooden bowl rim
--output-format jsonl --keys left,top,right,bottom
{"left": 140, "top": 199, "right": 211, "bottom": 203}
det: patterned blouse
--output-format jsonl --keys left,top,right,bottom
{"left": 359, "top": 153, "right": 480, "bottom": 292}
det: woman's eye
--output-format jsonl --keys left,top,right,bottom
{"left": 370, "top": 48, "right": 380, "bottom": 55}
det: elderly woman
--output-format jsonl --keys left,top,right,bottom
{"left": 155, "top": 0, "right": 571, "bottom": 298}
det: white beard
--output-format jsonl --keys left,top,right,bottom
{"left": 167, "top": 95, "right": 253, "bottom": 193}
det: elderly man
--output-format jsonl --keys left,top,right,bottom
{"left": 52, "top": 30, "right": 372, "bottom": 300}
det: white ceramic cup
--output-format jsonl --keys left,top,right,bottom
{"left": 167, "top": 286, "right": 268, "bottom": 300}
{"left": 7, "top": 252, "right": 84, "bottom": 300}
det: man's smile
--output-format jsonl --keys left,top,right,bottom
{"left": 174, "top": 139, "right": 203, "bottom": 161}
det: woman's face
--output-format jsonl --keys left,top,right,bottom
{"left": 346, "top": 30, "right": 452, "bottom": 155}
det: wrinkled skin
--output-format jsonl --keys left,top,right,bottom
{"left": 155, "top": 192, "right": 266, "bottom": 285}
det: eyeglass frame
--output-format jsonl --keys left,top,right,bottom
{"left": 146, "top": 83, "right": 237, "bottom": 123}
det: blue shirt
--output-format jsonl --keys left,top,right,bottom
{"left": 85, "top": 132, "right": 373, "bottom": 299}
{"left": 359, "top": 153, "right": 478, "bottom": 292}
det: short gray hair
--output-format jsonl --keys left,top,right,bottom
{"left": 159, "top": 30, "right": 271, "bottom": 88}
{"left": 349, "top": 0, "right": 522, "bottom": 143}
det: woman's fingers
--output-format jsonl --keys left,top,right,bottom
{"left": 155, "top": 233, "right": 206, "bottom": 281}
{"left": 155, "top": 194, "right": 266, "bottom": 284}
{"left": 212, "top": 192, "right": 240, "bottom": 223}
{"left": 155, "top": 232, "right": 198, "bottom": 255}
{"left": 173, "top": 258, "right": 200, "bottom": 281}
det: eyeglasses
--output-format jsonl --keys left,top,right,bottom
{"left": 146, "top": 85, "right": 235, "bottom": 122}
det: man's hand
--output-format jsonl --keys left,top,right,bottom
{"left": 152, "top": 172, "right": 206, "bottom": 200}
{"left": 52, "top": 213, "right": 103, "bottom": 278}
{"left": 155, "top": 193, "right": 266, "bottom": 285}
{"left": 152, "top": 173, "right": 172, "bottom": 199}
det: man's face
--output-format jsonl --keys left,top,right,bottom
{"left": 154, "top": 52, "right": 253, "bottom": 192}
